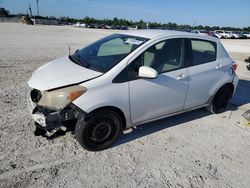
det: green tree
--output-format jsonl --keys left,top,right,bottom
{"left": 0, "top": 7, "right": 9, "bottom": 17}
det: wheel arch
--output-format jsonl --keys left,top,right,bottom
{"left": 207, "top": 82, "right": 235, "bottom": 105}
{"left": 86, "top": 106, "right": 127, "bottom": 130}
{"left": 224, "top": 82, "right": 234, "bottom": 97}
{"left": 214, "top": 82, "right": 234, "bottom": 98}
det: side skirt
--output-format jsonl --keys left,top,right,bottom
{"left": 126, "top": 104, "right": 209, "bottom": 129}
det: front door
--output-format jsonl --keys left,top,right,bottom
{"left": 129, "top": 38, "right": 188, "bottom": 124}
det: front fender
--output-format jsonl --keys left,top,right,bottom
{"left": 72, "top": 83, "right": 131, "bottom": 127}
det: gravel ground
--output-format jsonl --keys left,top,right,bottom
{"left": 0, "top": 23, "right": 250, "bottom": 188}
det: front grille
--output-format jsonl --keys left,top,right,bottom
{"left": 30, "top": 89, "right": 42, "bottom": 103}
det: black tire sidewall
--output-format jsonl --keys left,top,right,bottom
{"left": 210, "top": 86, "right": 232, "bottom": 114}
{"left": 75, "top": 110, "right": 122, "bottom": 151}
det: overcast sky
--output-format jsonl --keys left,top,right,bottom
{"left": 1, "top": 0, "right": 250, "bottom": 27}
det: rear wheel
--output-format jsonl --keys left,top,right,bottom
{"left": 75, "top": 110, "right": 122, "bottom": 151}
{"left": 207, "top": 86, "right": 232, "bottom": 114}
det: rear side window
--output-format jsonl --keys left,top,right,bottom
{"left": 191, "top": 39, "right": 217, "bottom": 66}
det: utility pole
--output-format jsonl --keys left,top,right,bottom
{"left": 29, "top": 4, "right": 32, "bottom": 17}
{"left": 36, "top": 0, "right": 40, "bottom": 16}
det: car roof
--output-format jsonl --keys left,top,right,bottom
{"left": 119, "top": 29, "right": 208, "bottom": 40}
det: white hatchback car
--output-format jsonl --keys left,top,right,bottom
{"left": 28, "top": 30, "right": 238, "bottom": 151}
{"left": 191, "top": 30, "right": 209, "bottom": 36}
{"left": 214, "top": 30, "right": 231, "bottom": 39}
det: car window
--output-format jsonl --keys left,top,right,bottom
{"left": 128, "top": 38, "right": 185, "bottom": 77}
{"left": 190, "top": 39, "right": 216, "bottom": 66}
{"left": 155, "top": 41, "right": 165, "bottom": 50}
{"left": 72, "top": 34, "right": 148, "bottom": 73}
{"left": 97, "top": 38, "right": 133, "bottom": 56}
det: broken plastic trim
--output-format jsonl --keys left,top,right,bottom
{"left": 33, "top": 103, "right": 86, "bottom": 137}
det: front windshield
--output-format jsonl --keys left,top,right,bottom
{"left": 70, "top": 34, "right": 148, "bottom": 73}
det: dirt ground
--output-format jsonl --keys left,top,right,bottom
{"left": 0, "top": 23, "right": 250, "bottom": 188}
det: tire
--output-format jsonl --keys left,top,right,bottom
{"left": 207, "top": 86, "right": 232, "bottom": 114}
{"left": 75, "top": 110, "right": 123, "bottom": 151}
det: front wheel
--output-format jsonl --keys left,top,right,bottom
{"left": 75, "top": 110, "right": 123, "bottom": 151}
{"left": 207, "top": 86, "right": 232, "bottom": 114}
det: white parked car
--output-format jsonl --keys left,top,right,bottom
{"left": 227, "top": 31, "right": 241, "bottom": 39}
{"left": 228, "top": 31, "right": 247, "bottom": 39}
{"left": 242, "top": 31, "right": 250, "bottom": 39}
{"left": 214, "top": 30, "right": 231, "bottom": 39}
{"left": 74, "top": 22, "right": 86, "bottom": 28}
{"left": 191, "top": 30, "right": 209, "bottom": 36}
{"left": 28, "top": 30, "right": 238, "bottom": 151}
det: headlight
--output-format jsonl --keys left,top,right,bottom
{"left": 38, "top": 85, "right": 87, "bottom": 109}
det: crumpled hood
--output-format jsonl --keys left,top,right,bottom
{"left": 28, "top": 56, "right": 102, "bottom": 91}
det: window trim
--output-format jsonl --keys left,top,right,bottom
{"left": 187, "top": 38, "right": 217, "bottom": 67}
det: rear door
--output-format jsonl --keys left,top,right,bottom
{"left": 184, "top": 38, "right": 225, "bottom": 109}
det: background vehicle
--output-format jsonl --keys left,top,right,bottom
{"left": 225, "top": 31, "right": 233, "bottom": 38}
{"left": 20, "top": 16, "right": 34, "bottom": 25}
{"left": 228, "top": 31, "right": 241, "bottom": 39}
{"left": 229, "top": 31, "right": 247, "bottom": 39}
{"left": 214, "top": 30, "right": 231, "bottom": 38}
{"left": 28, "top": 30, "right": 238, "bottom": 151}
{"left": 245, "top": 57, "right": 250, "bottom": 70}
{"left": 208, "top": 31, "right": 219, "bottom": 38}
{"left": 191, "top": 30, "right": 209, "bottom": 36}
{"left": 247, "top": 62, "right": 250, "bottom": 70}
{"left": 241, "top": 31, "right": 250, "bottom": 39}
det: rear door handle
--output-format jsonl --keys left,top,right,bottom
{"left": 216, "top": 64, "right": 223, "bottom": 69}
{"left": 176, "top": 74, "right": 186, "bottom": 80}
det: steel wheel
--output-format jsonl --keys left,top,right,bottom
{"left": 75, "top": 110, "right": 123, "bottom": 151}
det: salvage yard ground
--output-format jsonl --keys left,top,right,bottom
{"left": 0, "top": 23, "right": 250, "bottom": 188}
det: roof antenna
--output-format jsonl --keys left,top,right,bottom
{"left": 68, "top": 44, "right": 71, "bottom": 55}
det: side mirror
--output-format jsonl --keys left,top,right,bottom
{"left": 139, "top": 66, "right": 158, "bottom": 79}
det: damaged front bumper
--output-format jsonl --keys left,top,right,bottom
{"left": 28, "top": 96, "right": 85, "bottom": 137}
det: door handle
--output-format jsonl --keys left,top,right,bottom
{"left": 216, "top": 64, "right": 223, "bottom": 69}
{"left": 176, "top": 74, "right": 186, "bottom": 80}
